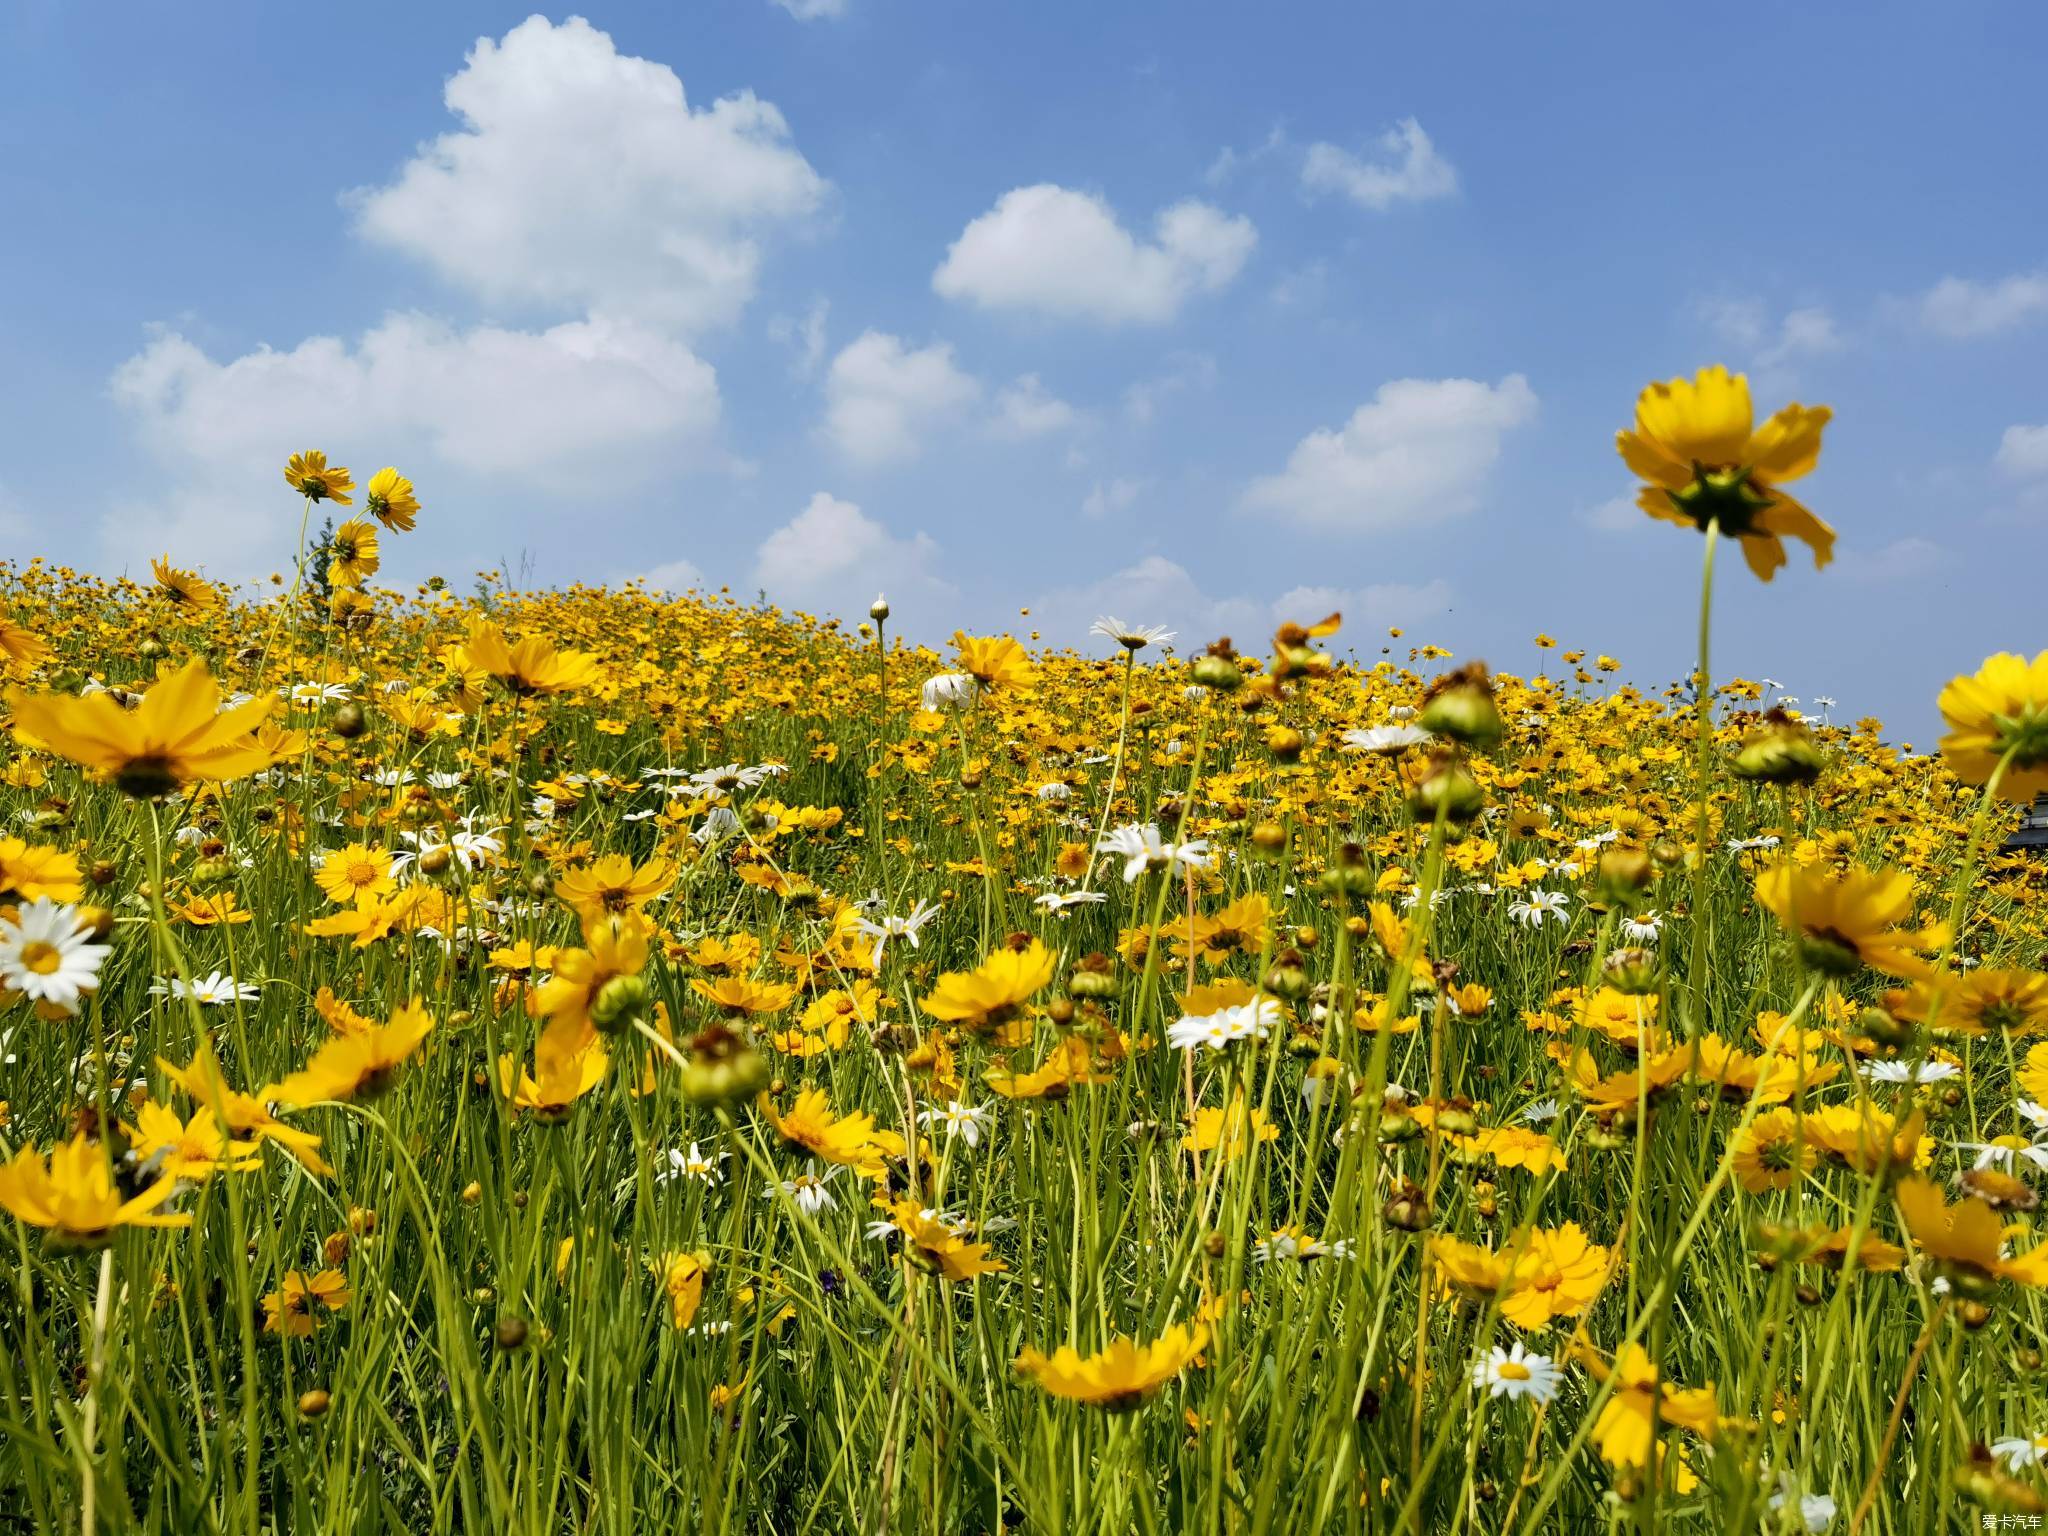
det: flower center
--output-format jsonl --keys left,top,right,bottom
{"left": 19, "top": 940, "right": 62, "bottom": 975}
{"left": 1497, "top": 1361, "right": 1532, "bottom": 1382}
{"left": 1668, "top": 463, "right": 1775, "bottom": 538}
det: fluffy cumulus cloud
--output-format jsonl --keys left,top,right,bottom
{"left": 988, "top": 374, "right": 1079, "bottom": 439}
{"left": 351, "top": 16, "right": 827, "bottom": 333}
{"left": 1916, "top": 269, "right": 2048, "bottom": 339}
{"left": 634, "top": 558, "right": 707, "bottom": 595}
{"left": 1301, "top": 119, "right": 1458, "bottom": 210}
{"left": 1025, "top": 554, "right": 1452, "bottom": 654}
{"left": 107, "top": 16, "right": 825, "bottom": 577}
{"left": 753, "top": 492, "right": 946, "bottom": 610}
{"left": 1242, "top": 375, "right": 1537, "bottom": 531}
{"left": 106, "top": 315, "right": 722, "bottom": 573}
{"left": 822, "top": 331, "right": 981, "bottom": 465}
{"left": 932, "top": 185, "right": 1255, "bottom": 324}
{"left": 1996, "top": 423, "right": 2048, "bottom": 480}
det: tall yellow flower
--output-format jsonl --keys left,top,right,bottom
{"left": 0, "top": 1134, "right": 191, "bottom": 1246}
{"left": 157, "top": 1040, "right": 330, "bottom": 1175}
{"left": 760, "top": 1087, "right": 905, "bottom": 1172}
{"left": 920, "top": 939, "right": 1055, "bottom": 1032}
{"left": 266, "top": 999, "right": 434, "bottom": 1106}
{"left": 1014, "top": 1322, "right": 1208, "bottom": 1409}
{"left": 261, "top": 1269, "right": 350, "bottom": 1336}
{"left": 0, "top": 604, "right": 51, "bottom": 670}
{"left": 533, "top": 913, "right": 651, "bottom": 1070}
{"left": 284, "top": 450, "right": 353, "bottom": 504}
{"left": 1896, "top": 1175, "right": 2048, "bottom": 1291}
{"left": 461, "top": 618, "right": 601, "bottom": 697}
{"left": 1754, "top": 863, "right": 1942, "bottom": 980}
{"left": 1936, "top": 651, "right": 2048, "bottom": 800}
{"left": 952, "top": 632, "right": 1035, "bottom": 694}
{"left": 126, "top": 1101, "right": 262, "bottom": 1181}
{"left": 7, "top": 659, "right": 274, "bottom": 797}
{"left": 313, "top": 844, "right": 397, "bottom": 905}
{"left": 655, "top": 1251, "right": 711, "bottom": 1329}
{"left": 364, "top": 467, "right": 420, "bottom": 532}
{"left": 1575, "top": 1342, "right": 1721, "bottom": 1470}
{"left": 499, "top": 1046, "right": 608, "bottom": 1123}
{"left": 326, "top": 519, "right": 381, "bottom": 588}
{"left": 556, "top": 853, "right": 675, "bottom": 920}
{"left": 150, "top": 557, "right": 220, "bottom": 611}
{"left": 1616, "top": 366, "right": 1833, "bottom": 581}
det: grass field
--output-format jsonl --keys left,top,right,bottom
{"left": 4, "top": 376, "right": 2048, "bottom": 1533}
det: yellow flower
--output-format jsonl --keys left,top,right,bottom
{"left": 364, "top": 467, "right": 421, "bottom": 532}
{"left": 284, "top": 450, "right": 354, "bottom": 504}
{"left": 1889, "top": 968, "right": 2048, "bottom": 1037}
{"left": 460, "top": 618, "right": 600, "bottom": 697}
{"left": 0, "top": 605, "right": 51, "bottom": 671}
{"left": 534, "top": 913, "right": 651, "bottom": 1071}
{"left": 156, "top": 1039, "right": 330, "bottom": 1175}
{"left": 0, "top": 1133, "right": 190, "bottom": 1246}
{"left": 499, "top": 1046, "right": 608, "bottom": 1123}
{"left": 0, "top": 838, "right": 84, "bottom": 903}
{"left": 1800, "top": 1104, "right": 1928, "bottom": 1176}
{"left": 1501, "top": 1224, "right": 1613, "bottom": 1328}
{"left": 1936, "top": 651, "right": 2048, "bottom": 800}
{"left": 1181, "top": 1093, "right": 1279, "bottom": 1159}
{"left": 655, "top": 1251, "right": 711, "bottom": 1329}
{"left": 557, "top": 853, "right": 675, "bottom": 920}
{"left": 313, "top": 844, "right": 397, "bottom": 905}
{"left": 7, "top": 659, "right": 275, "bottom": 797}
{"left": 326, "top": 519, "right": 381, "bottom": 588}
{"left": 151, "top": 557, "right": 220, "bottom": 611}
{"left": 1754, "top": 863, "right": 1942, "bottom": 980}
{"left": 1014, "top": 1322, "right": 1208, "bottom": 1409}
{"left": 689, "top": 974, "right": 798, "bottom": 1015}
{"left": 920, "top": 940, "right": 1055, "bottom": 1032}
{"left": 760, "top": 1087, "right": 904, "bottom": 1172}
{"left": 888, "top": 1201, "right": 1007, "bottom": 1281}
{"left": 126, "top": 1100, "right": 262, "bottom": 1181}
{"left": 261, "top": 1269, "right": 350, "bottom": 1336}
{"left": 1896, "top": 1175, "right": 2048, "bottom": 1290}
{"left": 266, "top": 999, "right": 434, "bottom": 1106}
{"left": 952, "top": 632, "right": 1035, "bottom": 694}
{"left": 1731, "top": 1109, "right": 1814, "bottom": 1193}
{"left": 1576, "top": 1341, "right": 1721, "bottom": 1469}
{"left": 1616, "top": 365, "right": 1833, "bottom": 580}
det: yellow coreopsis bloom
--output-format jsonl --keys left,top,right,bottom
{"left": 261, "top": 1269, "right": 350, "bottom": 1336}
{"left": 364, "top": 467, "right": 420, "bottom": 532}
{"left": 1013, "top": 1321, "right": 1208, "bottom": 1409}
{"left": 6, "top": 659, "right": 274, "bottom": 797}
{"left": 1499, "top": 1224, "right": 1613, "bottom": 1329}
{"left": 0, "top": 838, "right": 84, "bottom": 903}
{"left": 127, "top": 1100, "right": 262, "bottom": 1182}
{"left": 1754, "top": 863, "right": 1942, "bottom": 981}
{"left": 920, "top": 939, "right": 1055, "bottom": 1031}
{"left": 533, "top": 913, "right": 651, "bottom": 1071}
{"left": 326, "top": 519, "right": 381, "bottom": 588}
{"left": 460, "top": 618, "right": 600, "bottom": 697}
{"left": 157, "top": 1039, "right": 330, "bottom": 1175}
{"left": 1576, "top": 1342, "right": 1721, "bottom": 1470}
{"left": 760, "top": 1087, "right": 905, "bottom": 1172}
{"left": 1181, "top": 1093, "right": 1279, "bottom": 1159}
{"left": 150, "top": 556, "right": 220, "bottom": 611}
{"left": 0, "top": 1134, "right": 190, "bottom": 1246}
{"left": 557, "top": 853, "right": 675, "bottom": 920}
{"left": 1889, "top": 968, "right": 2048, "bottom": 1037}
{"left": 1896, "top": 1175, "right": 2048, "bottom": 1290}
{"left": 498, "top": 1045, "right": 608, "bottom": 1122}
{"left": 1936, "top": 651, "right": 2048, "bottom": 801}
{"left": 655, "top": 1251, "right": 711, "bottom": 1329}
{"left": 265, "top": 999, "right": 434, "bottom": 1106}
{"left": 1616, "top": 366, "right": 1833, "bottom": 581}
{"left": 952, "top": 632, "right": 1035, "bottom": 695}
{"left": 888, "top": 1201, "right": 1006, "bottom": 1281}
{"left": 0, "top": 605, "right": 51, "bottom": 671}
{"left": 284, "top": 450, "right": 353, "bottom": 504}
{"left": 313, "top": 844, "right": 397, "bottom": 905}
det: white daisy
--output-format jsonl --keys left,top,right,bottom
{"left": 920, "top": 673, "right": 981, "bottom": 713}
{"left": 1090, "top": 617, "right": 1176, "bottom": 651}
{"left": 1471, "top": 1342, "right": 1560, "bottom": 1403}
{"left": 1096, "top": 823, "right": 1212, "bottom": 883}
{"left": 852, "top": 900, "right": 941, "bottom": 966}
{"left": 150, "top": 970, "right": 260, "bottom": 1006}
{"left": 0, "top": 899, "right": 111, "bottom": 1015}
{"left": 1861, "top": 1058, "right": 1959, "bottom": 1086}
{"left": 917, "top": 1101, "right": 995, "bottom": 1149}
{"left": 763, "top": 1164, "right": 840, "bottom": 1216}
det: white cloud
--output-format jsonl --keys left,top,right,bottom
{"left": 1917, "top": 269, "right": 2048, "bottom": 339}
{"left": 1832, "top": 536, "right": 1952, "bottom": 585}
{"left": 1242, "top": 375, "right": 1537, "bottom": 531}
{"left": 1124, "top": 351, "right": 1218, "bottom": 424}
{"left": 1206, "top": 124, "right": 1288, "bottom": 187}
{"left": 1081, "top": 477, "right": 1145, "bottom": 519}
{"left": 822, "top": 331, "right": 981, "bottom": 465}
{"left": 1697, "top": 296, "right": 1843, "bottom": 371}
{"left": 107, "top": 314, "right": 723, "bottom": 573}
{"left": 753, "top": 492, "right": 945, "bottom": 609}
{"left": 1026, "top": 554, "right": 1452, "bottom": 653}
{"left": 351, "top": 15, "right": 827, "bottom": 332}
{"left": 636, "top": 558, "right": 707, "bottom": 594}
{"left": 769, "top": 297, "right": 831, "bottom": 377}
{"left": 1581, "top": 495, "right": 1642, "bottom": 534}
{"left": 1996, "top": 423, "right": 2048, "bottom": 480}
{"left": 770, "top": 0, "right": 849, "bottom": 17}
{"left": 932, "top": 185, "right": 1255, "bottom": 324}
{"left": 1302, "top": 119, "right": 1457, "bottom": 211}
{"left": 989, "top": 374, "right": 1079, "bottom": 440}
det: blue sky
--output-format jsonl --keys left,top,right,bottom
{"left": 2, "top": 2, "right": 2044, "bottom": 739}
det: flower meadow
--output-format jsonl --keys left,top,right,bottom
{"left": 3, "top": 373, "right": 2048, "bottom": 1534}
